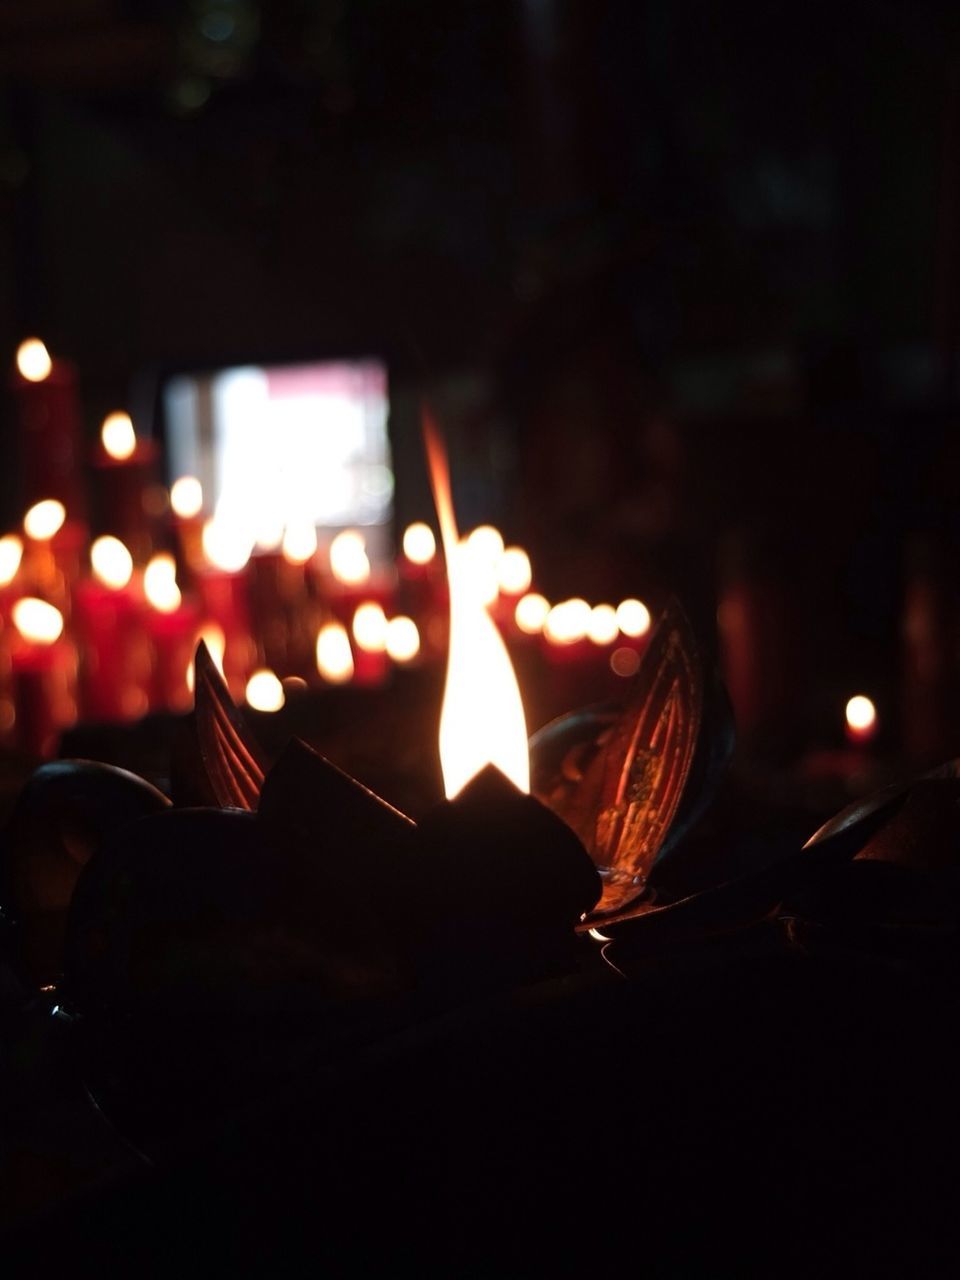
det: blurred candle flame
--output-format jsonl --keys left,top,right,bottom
{"left": 144, "top": 553, "right": 182, "bottom": 613}
{"left": 329, "top": 530, "right": 370, "bottom": 585}
{"left": 402, "top": 522, "right": 436, "bottom": 565}
{"left": 16, "top": 338, "right": 52, "bottom": 382}
{"left": 90, "top": 535, "right": 134, "bottom": 590}
{"left": 171, "top": 476, "right": 203, "bottom": 519}
{"left": 245, "top": 668, "right": 285, "bottom": 712}
{"left": 202, "top": 517, "right": 253, "bottom": 573}
{"left": 23, "top": 499, "right": 66, "bottom": 541}
{"left": 424, "top": 407, "right": 529, "bottom": 799}
{"left": 0, "top": 535, "right": 23, "bottom": 586}
{"left": 12, "top": 597, "right": 63, "bottom": 644}
{"left": 281, "top": 522, "right": 318, "bottom": 565}
{"left": 845, "top": 694, "right": 877, "bottom": 742}
{"left": 100, "top": 412, "right": 136, "bottom": 461}
{"left": 514, "top": 592, "right": 550, "bottom": 635}
{"left": 352, "top": 601, "right": 388, "bottom": 652}
{"left": 385, "top": 614, "right": 420, "bottom": 662}
{"left": 316, "top": 622, "right": 354, "bottom": 683}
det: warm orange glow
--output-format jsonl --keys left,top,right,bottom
{"left": 90, "top": 536, "right": 134, "bottom": 590}
{"left": 845, "top": 694, "right": 877, "bottom": 740}
{"left": 0, "top": 535, "right": 23, "bottom": 586}
{"left": 352, "top": 601, "right": 388, "bottom": 652}
{"left": 588, "top": 603, "right": 619, "bottom": 646}
{"left": 246, "top": 669, "right": 285, "bottom": 712}
{"left": 202, "top": 517, "right": 253, "bottom": 573}
{"left": 424, "top": 409, "right": 529, "bottom": 799}
{"left": 16, "top": 338, "right": 52, "bottom": 382}
{"left": 23, "top": 499, "right": 66, "bottom": 542}
{"left": 497, "top": 546, "right": 532, "bottom": 596}
{"left": 402, "top": 522, "right": 436, "bottom": 565}
{"left": 385, "top": 615, "right": 420, "bottom": 662}
{"left": 329, "top": 530, "right": 370, "bottom": 585}
{"left": 281, "top": 522, "right": 318, "bottom": 565}
{"left": 170, "top": 475, "right": 203, "bottom": 519}
{"left": 617, "top": 598, "right": 651, "bottom": 638}
{"left": 544, "top": 598, "right": 591, "bottom": 645}
{"left": 514, "top": 592, "right": 550, "bottom": 635}
{"left": 144, "top": 554, "right": 182, "bottom": 613}
{"left": 316, "top": 622, "right": 355, "bottom": 683}
{"left": 12, "top": 597, "right": 63, "bottom": 644}
{"left": 100, "top": 412, "right": 136, "bottom": 461}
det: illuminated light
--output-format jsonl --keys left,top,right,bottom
{"left": 424, "top": 411, "right": 529, "bottom": 798}
{"left": 610, "top": 646, "right": 642, "bottom": 678}
{"left": 90, "top": 536, "right": 133, "bottom": 590}
{"left": 245, "top": 669, "right": 285, "bottom": 713}
{"left": 588, "top": 928, "right": 612, "bottom": 943}
{"left": 616, "top": 598, "right": 651, "bottom": 639}
{"left": 143, "top": 553, "right": 182, "bottom": 614}
{"left": 186, "top": 623, "right": 226, "bottom": 693}
{"left": 316, "top": 622, "right": 355, "bottom": 683}
{"left": 23, "top": 499, "right": 66, "bottom": 542}
{"left": 352, "top": 601, "right": 388, "bottom": 652}
{"left": 514, "top": 592, "right": 550, "bottom": 635}
{"left": 385, "top": 615, "right": 420, "bottom": 663}
{"left": 497, "top": 546, "right": 532, "bottom": 596}
{"left": 588, "top": 603, "right": 620, "bottom": 646}
{"left": 170, "top": 475, "right": 203, "bottom": 519}
{"left": 0, "top": 535, "right": 23, "bottom": 586}
{"left": 329, "top": 530, "right": 370, "bottom": 585}
{"left": 402, "top": 522, "right": 437, "bottom": 565}
{"left": 202, "top": 517, "right": 253, "bottom": 573}
{"left": 544, "top": 598, "right": 591, "bottom": 646}
{"left": 254, "top": 514, "right": 285, "bottom": 552}
{"left": 281, "top": 522, "right": 318, "bottom": 565}
{"left": 466, "top": 524, "right": 505, "bottom": 563}
{"left": 845, "top": 694, "right": 878, "bottom": 741}
{"left": 100, "top": 412, "right": 136, "bottom": 461}
{"left": 16, "top": 338, "right": 52, "bottom": 382}
{"left": 12, "top": 597, "right": 63, "bottom": 645}
{"left": 463, "top": 525, "right": 504, "bottom": 607}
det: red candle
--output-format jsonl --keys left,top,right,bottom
{"left": 94, "top": 413, "right": 162, "bottom": 564}
{"left": 73, "top": 536, "right": 150, "bottom": 723}
{"left": 9, "top": 597, "right": 78, "bottom": 757}
{"left": 197, "top": 519, "right": 256, "bottom": 699}
{"left": 12, "top": 339, "right": 86, "bottom": 516}
{"left": 350, "top": 600, "right": 390, "bottom": 686}
{"left": 143, "top": 554, "right": 199, "bottom": 712}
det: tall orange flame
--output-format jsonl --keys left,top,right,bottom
{"left": 424, "top": 407, "right": 530, "bottom": 799}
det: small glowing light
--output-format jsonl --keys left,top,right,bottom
{"left": 100, "top": 412, "right": 136, "bottom": 461}
{"left": 0, "top": 535, "right": 23, "bottom": 586}
{"left": 186, "top": 624, "right": 226, "bottom": 693}
{"left": 352, "top": 601, "right": 388, "bottom": 652}
{"left": 385, "top": 615, "right": 420, "bottom": 663}
{"left": 514, "top": 592, "right": 550, "bottom": 635}
{"left": 466, "top": 525, "right": 505, "bottom": 563}
{"left": 12, "top": 597, "right": 63, "bottom": 644}
{"left": 463, "top": 526, "right": 504, "bottom": 607}
{"left": 588, "top": 928, "right": 612, "bottom": 943}
{"left": 202, "top": 518, "right": 253, "bottom": 573}
{"left": 588, "top": 603, "right": 619, "bottom": 646}
{"left": 316, "top": 622, "right": 355, "bottom": 683}
{"left": 245, "top": 669, "right": 285, "bottom": 712}
{"left": 144, "top": 553, "right": 181, "bottom": 613}
{"left": 329, "top": 530, "right": 370, "bottom": 585}
{"left": 281, "top": 522, "right": 318, "bottom": 565}
{"left": 610, "top": 646, "right": 642, "bottom": 678}
{"left": 617, "top": 598, "right": 651, "bottom": 639}
{"left": 170, "top": 475, "right": 203, "bottom": 519}
{"left": 497, "top": 546, "right": 532, "bottom": 596}
{"left": 90, "top": 536, "right": 133, "bottom": 590}
{"left": 402, "top": 522, "right": 436, "bottom": 565}
{"left": 544, "top": 598, "right": 591, "bottom": 645}
{"left": 23, "top": 499, "right": 66, "bottom": 541}
{"left": 845, "top": 694, "right": 878, "bottom": 740}
{"left": 16, "top": 338, "right": 52, "bottom": 382}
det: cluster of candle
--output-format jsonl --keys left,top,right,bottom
{"left": 5, "top": 336, "right": 657, "bottom": 756}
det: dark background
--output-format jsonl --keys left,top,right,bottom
{"left": 1, "top": 0, "right": 959, "bottom": 753}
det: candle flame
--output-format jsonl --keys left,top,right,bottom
{"left": 544, "top": 598, "right": 591, "bottom": 645}
{"left": 23, "top": 499, "right": 66, "bottom": 542}
{"left": 90, "top": 536, "right": 133, "bottom": 590}
{"left": 514, "top": 592, "right": 550, "bottom": 635}
{"left": 202, "top": 517, "right": 253, "bottom": 573}
{"left": 845, "top": 694, "right": 877, "bottom": 738}
{"left": 316, "top": 622, "right": 355, "bottom": 683}
{"left": 101, "top": 412, "right": 137, "bottom": 461}
{"left": 0, "top": 535, "right": 23, "bottom": 586}
{"left": 385, "top": 615, "right": 420, "bottom": 662}
{"left": 352, "top": 601, "right": 388, "bottom": 652}
{"left": 281, "top": 521, "right": 318, "bottom": 565}
{"left": 402, "top": 522, "right": 436, "bottom": 564}
{"left": 587, "top": 603, "right": 619, "bottom": 646}
{"left": 329, "top": 530, "right": 370, "bottom": 585}
{"left": 171, "top": 475, "right": 203, "bottom": 518}
{"left": 617, "top": 598, "right": 651, "bottom": 638}
{"left": 16, "top": 338, "right": 52, "bottom": 382}
{"left": 12, "top": 597, "right": 63, "bottom": 644}
{"left": 424, "top": 407, "right": 529, "bottom": 799}
{"left": 245, "top": 668, "right": 285, "bottom": 712}
{"left": 144, "top": 553, "right": 182, "bottom": 613}
{"left": 497, "top": 546, "right": 532, "bottom": 595}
